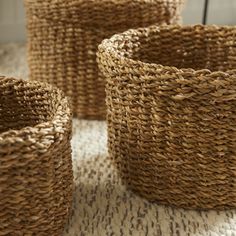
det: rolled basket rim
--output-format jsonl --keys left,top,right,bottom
{"left": 98, "top": 24, "right": 236, "bottom": 78}
{"left": 24, "top": 0, "right": 185, "bottom": 26}
{"left": 0, "top": 77, "right": 71, "bottom": 143}
{"left": 24, "top": 0, "right": 183, "bottom": 5}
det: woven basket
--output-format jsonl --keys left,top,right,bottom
{"left": 0, "top": 77, "right": 73, "bottom": 235}
{"left": 24, "top": 0, "right": 185, "bottom": 119}
{"left": 98, "top": 25, "right": 236, "bottom": 209}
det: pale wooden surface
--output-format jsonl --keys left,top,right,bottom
{"left": 1, "top": 44, "right": 236, "bottom": 236}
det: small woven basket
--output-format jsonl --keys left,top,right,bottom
{"left": 98, "top": 25, "right": 236, "bottom": 209}
{"left": 0, "top": 77, "right": 73, "bottom": 235}
{"left": 24, "top": 0, "right": 185, "bottom": 119}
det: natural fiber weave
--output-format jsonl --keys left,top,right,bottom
{"left": 24, "top": 0, "right": 185, "bottom": 119}
{"left": 3, "top": 43, "right": 236, "bottom": 236}
{"left": 98, "top": 24, "right": 236, "bottom": 209}
{"left": 0, "top": 76, "right": 73, "bottom": 235}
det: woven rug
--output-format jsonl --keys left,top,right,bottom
{"left": 1, "top": 44, "right": 236, "bottom": 236}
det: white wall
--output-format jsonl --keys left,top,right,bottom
{"left": 0, "top": 0, "right": 236, "bottom": 42}
{"left": 182, "top": 0, "right": 236, "bottom": 25}
{"left": 0, "top": 0, "right": 26, "bottom": 42}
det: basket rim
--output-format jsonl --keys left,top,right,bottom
{"left": 0, "top": 77, "right": 71, "bottom": 143}
{"left": 24, "top": 0, "right": 185, "bottom": 26}
{"left": 98, "top": 24, "right": 236, "bottom": 78}
{"left": 24, "top": 0, "right": 184, "bottom": 5}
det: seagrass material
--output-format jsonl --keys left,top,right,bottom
{"left": 24, "top": 0, "right": 185, "bottom": 119}
{"left": 0, "top": 76, "right": 73, "bottom": 235}
{"left": 98, "top": 25, "right": 236, "bottom": 209}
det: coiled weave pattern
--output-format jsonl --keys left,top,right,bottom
{"left": 98, "top": 25, "right": 236, "bottom": 209}
{"left": 0, "top": 77, "right": 73, "bottom": 235}
{"left": 24, "top": 0, "right": 185, "bottom": 119}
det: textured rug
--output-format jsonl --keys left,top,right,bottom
{"left": 1, "top": 44, "right": 236, "bottom": 236}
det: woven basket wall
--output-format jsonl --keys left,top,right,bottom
{"left": 0, "top": 77, "right": 73, "bottom": 235}
{"left": 98, "top": 25, "right": 236, "bottom": 209}
{"left": 24, "top": 0, "right": 185, "bottom": 119}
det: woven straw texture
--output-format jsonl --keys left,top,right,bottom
{"left": 3, "top": 43, "right": 236, "bottom": 236}
{"left": 24, "top": 0, "right": 185, "bottom": 120}
{"left": 0, "top": 76, "right": 73, "bottom": 235}
{"left": 98, "top": 24, "right": 236, "bottom": 210}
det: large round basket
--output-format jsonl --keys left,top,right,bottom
{"left": 0, "top": 77, "right": 73, "bottom": 235}
{"left": 24, "top": 0, "right": 185, "bottom": 119}
{"left": 98, "top": 25, "right": 236, "bottom": 209}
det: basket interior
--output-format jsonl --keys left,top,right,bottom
{"left": 0, "top": 80, "right": 58, "bottom": 133}
{"left": 118, "top": 26, "right": 236, "bottom": 72}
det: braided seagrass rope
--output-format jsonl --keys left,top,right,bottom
{"left": 98, "top": 25, "right": 236, "bottom": 209}
{"left": 0, "top": 76, "right": 73, "bottom": 235}
{"left": 24, "top": 0, "right": 185, "bottom": 119}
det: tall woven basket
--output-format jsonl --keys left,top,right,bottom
{"left": 98, "top": 25, "right": 236, "bottom": 209}
{"left": 0, "top": 77, "right": 73, "bottom": 235}
{"left": 24, "top": 0, "right": 185, "bottom": 119}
